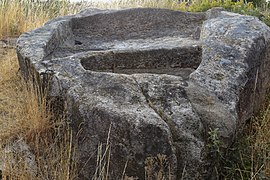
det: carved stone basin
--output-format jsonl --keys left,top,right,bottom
{"left": 17, "top": 8, "right": 270, "bottom": 179}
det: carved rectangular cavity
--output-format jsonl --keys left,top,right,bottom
{"left": 72, "top": 9, "right": 205, "bottom": 41}
{"left": 80, "top": 46, "right": 202, "bottom": 77}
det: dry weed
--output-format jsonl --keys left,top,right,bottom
{"left": 0, "top": 49, "right": 77, "bottom": 180}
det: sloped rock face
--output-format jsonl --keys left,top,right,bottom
{"left": 16, "top": 8, "right": 270, "bottom": 179}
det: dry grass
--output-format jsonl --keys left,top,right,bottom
{"left": 0, "top": 0, "right": 83, "bottom": 38}
{"left": 250, "top": 103, "right": 270, "bottom": 178}
{"left": 218, "top": 101, "right": 270, "bottom": 179}
{"left": 0, "top": 49, "right": 77, "bottom": 180}
{"left": 0, "top": 1, "right": 89, "bottom": 179}
{"left": 0, "top": 49, "right": 51, "bottom": 142}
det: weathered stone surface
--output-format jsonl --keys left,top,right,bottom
{"left": 16, "top": 8, "right": 270, "bottom": 179}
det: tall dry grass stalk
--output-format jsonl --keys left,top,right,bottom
{"left": 250, "top": 103, "right": 270, "bottom": 178}
{"left": 92, "top": 125, "right": 112, "bottom": 180}
{"left": 0, "top": 49, "right": 77, "bottom": 180}
{"left": 0, "top": 49, "right": 51, "bottom": 142}
{"left": 0, "top": 0, "right": 81, "bottom": 38}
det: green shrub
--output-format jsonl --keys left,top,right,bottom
{"left": 173, "top": 0, "right": 270, "bottom": 27}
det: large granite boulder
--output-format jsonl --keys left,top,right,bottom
{"left": 16, "top": 8, "right": 270, "bottom": 179}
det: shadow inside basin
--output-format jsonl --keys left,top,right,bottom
{"left": 51, "top": 9, "right": 205, "bottom": 59}
{"left": 80, "top": 47, "right": 202, "bottom": 78}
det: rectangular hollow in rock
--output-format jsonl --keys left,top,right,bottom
{"left": 80, "top": 47, "right": 202, "bottom": 77}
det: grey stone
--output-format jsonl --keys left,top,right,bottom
{"left": 0, "top": 139, "right": 37, "bottom": 177}
{"left": 16, "top": 8, "right": 270, "bottom": 179}
{"left": 0, "top": 38, "right": 17, "bottom": 48}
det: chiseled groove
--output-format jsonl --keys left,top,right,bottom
{"left": 131, "top": 75, "right": 180, "bottom": 142}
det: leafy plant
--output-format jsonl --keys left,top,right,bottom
{"left": 207, "top": 128, "right": 222, "bottom": 157}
